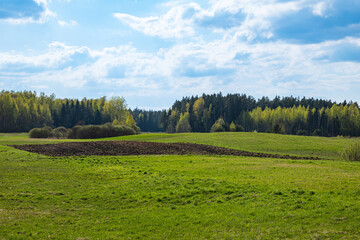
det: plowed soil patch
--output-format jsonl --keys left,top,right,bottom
{"left": 12, "top": 141, "right": 319, "bottom": 160}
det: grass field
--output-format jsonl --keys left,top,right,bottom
{"left": 1, "top": 132, "right": 360, "bottom": 239}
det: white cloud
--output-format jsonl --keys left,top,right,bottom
{"left": 1, "top": 0, "right": 360, "bottom": 107}
{"left": 1, "top": 36, "right": 360, "bottom": 105}
{"left": 2, "top": 0, "right": 55, "bottom": 24}
{"left": 114, "top": 3, "right": 202, "bottom": 38}
{"left": 207, "top": 0, "right": 302, "bottom": 40}
{"left": 0, "top": 42, "right": 94, "bottom": 70}
{"left": 312, "top": 2, "right": 328, "bottom": 16}
{"left": 113, "top": 0, "right": 358, "bottom": 44}
{"left": 113, "top": 0, "right": 304, "bottom": 41}
{"left": 58, "top": 20, "right": 78, "bottom": 27}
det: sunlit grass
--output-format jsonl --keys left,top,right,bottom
{"left": 2, "top": 132, "right": 357, "bottom": 160}
{"left": 1, "top": 132, "right": 360, "bottom": 238}
{"left": 107, "top": 132, "right": 358, "bottom": 160}
{"left": 1, "top": 141, "right": 360, "bottom": 239}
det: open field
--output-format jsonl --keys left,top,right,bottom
{"left": 2, "top": 132, "right": 358, "bottom": 160}
{"left": 107, "top": 132, "right": 358, "bottom": 160}
{"left": 1, "top": 132, "right": 360, "bottom": 239}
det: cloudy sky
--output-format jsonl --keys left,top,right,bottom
{"left": 0, "top": 0, "right": 360, "bottom": 109}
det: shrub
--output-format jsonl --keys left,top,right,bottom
{"left": 50, "top": 127, "right": 68, "bottom": 138}
{"left": 273, "top": 124, "right": 281, "bottom": 134}
{"left": 273, "top": 124, "right": 285, "bottom": 134}
{"left": 229, "top": 122, "right": 236, "bottom": 132}
{"left": 210, "top": 123, "right": 225, "bottom": 132}
{"left": 131, "top": 125, "right": 141, "bottom": 134}
{"left": 297, "top": 130, "right": 307, "bottom": 136}
{"left": 68, "top": 123, "right": 136, "bottom": 139}
{"left": 113, "top": 125, "right": 136, "bottom": 136}
{"left": 75, "top": 125, "right": 102, "bottom": 139}
{"left": 236, "top": 125, "right": 244, "bottom": 132}
{"left": 43, "top": 126, "right": 52, "bottom": 132}
{"left": 30, "top": 123, "right": 137, "bottom": 139}
{"left": 312, "top": 129, "right": 322, "bottom": 136}
{"left": 341, "top": 142, "right": 360, "bottom": 161}
{"left": 29, "top": 127, "right": 52, "bottom": 138}
{"left": 210, "top": 118, "right": 226, "bottom": 133}
{"left": 67, "top": 125, "right": 82, "bottom": 139}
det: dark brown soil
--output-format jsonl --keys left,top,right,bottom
{"left": 12, "top": 141, "right": 320, "bottom": 160}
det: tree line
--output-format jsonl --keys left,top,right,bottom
{"left": 1, "top": 91, "right": 359, "bottom": 137}
{"left": 246, "top": 105, "right": 360, "bottom": 136}
{"left": 131, "top": 108, "right": 164, "bottom": 133}
{"left": 0, "top": 90, "right": 129, "bottom": 133}
{"left": 159, "top": 93, "right": 360, "bottom": 136}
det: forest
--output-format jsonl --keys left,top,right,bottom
{"left": 1, "top": 90, "right": 359, "bottom": 137}
{"left": 0, "top": 90, "right": 129, "bottom": 132}
{"left": 161, "top": 93, "right": 360, "bottom": 137}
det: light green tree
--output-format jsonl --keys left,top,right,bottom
{"left": 210, "top": 117, "right": 226, "bottom": 132}
{"left": 229, "top": 121, "right": 236, "bottom": 132}
{"left": 176, "top": 112, "right": 191, "bottom": 133}
{"left": 193, "top": 98, "right": 205, "bottom": 119}
{"left": 104, "top": 96, "right": 129, "bottom": 124}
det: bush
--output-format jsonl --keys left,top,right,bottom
{"left": 67, "top": 125, "right": 82, "bottom": 139}
{"left": 312, "top": 129, "right": 322, "bottom": 136}
{"left": 74, "top": 125, "right": 102, "bottom": 139}
{"left": 341, "top": 142, "right": 360, "bottom": 161}
{"left": 29, "top": 123, "right": 138, "bottom": 139}
{"left": 50, "top": 127, "right": 68, "bottom": 138}
{"left": 68, "top": 123, "right": 136, "bottom": 139}
{"left": 273, "top": 124, "right": 281, "bottom": 134}
{"left": 229, "top": 122, "right": 236, "bottom": 132}
{"left": 210, "top": 118, "right": 226, "bottom": 133}
{"left": 29, "top": 127, "right": 52, "bottom": 138}
{"left": 131, "top": 125, "right": 141, "bottom": 134}
{"left": 297, "top": 130, "right": 307, "bottom": 136}
{"left": 210, "top": 123, "right": 225, "bottom": 132}
{"left": 111, "top": 124, "right": 136, "bottom": 136}
{"left": 236, "top": 125, "right": 244, "bottom": 132}
{"left": 273, "top": 124, "right": 285, "bottom": 134}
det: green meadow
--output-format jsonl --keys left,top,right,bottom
{"left": 1, "top": 132, "right": 360, "bottom": 239}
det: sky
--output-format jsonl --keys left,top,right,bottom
{"left": 0, "top": 0, "right": 360, "bottom": 109}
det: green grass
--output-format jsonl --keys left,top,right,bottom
{"left": 1, "top": 132, "right": 360, "bottom": 239}
{"left": 106, "top": 132, "right": 357, "bottom": 160}
{"left": 3, "top": 132, "right": 356, "bottom": 160}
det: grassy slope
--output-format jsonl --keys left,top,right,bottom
{"left": 1, "top": 132, "right": 360, "bottom": 239}
{"left": 3, "top": 132, "right": 358, "bottom": 160}
{"left": 106, "top": 132, "right": 358, "bottom": 160}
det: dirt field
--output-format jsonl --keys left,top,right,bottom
{"left": 12, "top": 141, "right": 319, "bottom": 160}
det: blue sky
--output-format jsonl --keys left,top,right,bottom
{"left": 0, "top": 0, "right": 360, "bottom": 109}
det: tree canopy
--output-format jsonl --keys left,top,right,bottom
{"left": 1, "top": 91, "right": 359, "bottom": 137}
{"left": 0, "top": 91, "right": 129, "bottom": 133}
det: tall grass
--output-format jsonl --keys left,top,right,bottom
{"left": 341, "top": 142, "right": 360, "bottom": 161}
